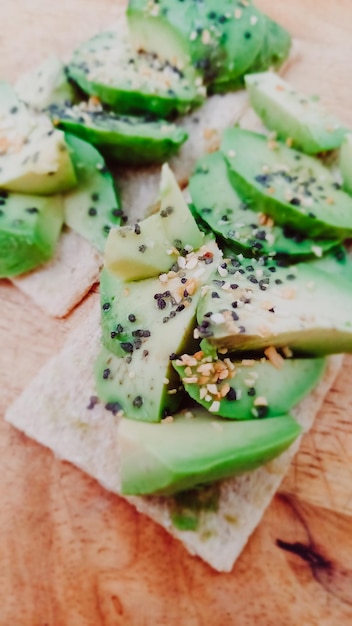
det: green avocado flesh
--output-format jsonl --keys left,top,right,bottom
{"left": 127, "top": 0, "right": 265, "bottom": 90}
{"left": 63, "top": 134, "right": 122, "bottom": 252}
{"left": 119, "top": 409, "right": 301, "bottom": 495}
{"left": 105, "top": 164, "right": 204, "bottom": 280}
{"left": 196, "top": 254, "right": 352, "bottom": 355}
{"left": 340, "top": 133, "right": 352, "bottom": 195}
{"left": 0, "top": 190, "right": 63, "bottom": 277}
{"left": 68, "top": 30, "right": 204, "bottom": 119}
{"left": 49, "top": 102, "right": 188, "bottom": 165}
{"left": 310, "top": 245, "right": 352, "bottom": 285}
{"left": 245, "top": 72, "right": 347, "bottom": 154}
{"left": 97, "top": 239, "right": 221, "bottom": 421}
{"left": 15, "top": 56, "right": 77, "bottom": 111}
{"left": 189, "top": 151, "right": 339, "bottom": 259}
{"left": 221, "top": 128, "right": 352, "bottom": 239}
{"left": 0, "top": 81, "right": 77, "bottom": 195}
{"left": 173, "top": 352, "right": 325, "bottom": 419}
{"left": 246, "top": 16, "right": 291, "bottom": 74}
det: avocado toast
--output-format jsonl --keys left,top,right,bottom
{"left": 2, "top": 0, "right": 352, "bottom": 584}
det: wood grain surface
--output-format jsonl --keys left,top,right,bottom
{"left": 1, "top": 1, "right": 352, "bottom": 624}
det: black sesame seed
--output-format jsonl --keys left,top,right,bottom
{"left": 226, "top": 387, "right": 237, "bottom": 401}
{"left": 91, "top": 192, "right": 99, "bottom": 201}
{"left": 102, "top": 302, "right": 111, "bottom": 311}
{"left": 211, "top": 291, "right": 220, "bottom": 298}
{"left": 112, "top": 208, "right": 123, "bottom": 217}
{"left": 169, "top": 353, "right": 178, "bottom": 360}
{"left": 120, "top": 342, "right": 134, "bottom": 353}
{"left": 134, "top": 223, "right": 141, "bottom": 234}
{"left": 25, "top": 207, "right": 39, "bottom": 214}
{"left": 105, "top": 401, "right": 122, "bottom": 415}
{"left": 128, "top": 314, "right": 136, "bottom": 322}
{"left": 88, "top": 207, "right": 97, "bottom": 216}
{"left": 256, "top": 405, "right": 269, "bottom": 418}
{"left": 102, "top": 368, "right": 110, "bottom": 380}
{"left": 248, "top": 387, "right": 256, "bottom": 397}
{"left": 116, "top": 324, "right": 124, "bottom": 334}
{"left": 87, "top": 395, "right": 99, "bottom": 410}
{"left": 133, "top": 396, "right": 143, "bottom": 408}
{"left": 157, "top": 298, "right": 166, "bottom": 309}
{"left": 139, "top": 244, "right": 147, "bottom": 253}
{"left": 289, "top": 197, "right": 301, "bottom": 206}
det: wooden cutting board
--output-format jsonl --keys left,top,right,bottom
{"left": 1, "top": 1, "right": 352, "bottom": 623}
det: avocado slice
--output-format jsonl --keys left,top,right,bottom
{"left": 49, "top": 101, "right": 188, "bottom": 165}
{"left": 189, "top": 151, "right": 339, "bottom": 259}
{"left": 173, "top": 350, "right": 326, "bottom": 419}
{"left": 247, "top": 16, "right": 291, "bottom": 74}
{"left": 127, "top": 0, "right": 266, "bottom": 88}
{"left": 97, "top": 239, "right": 222, "bottom": 421}
{"left": 63, "top": 134, "right": 122, "bottom": 253}
{"left": 15, "top": 55, "right": 77, "bottom": 111}
{"left": 245, "top": 72, "right": 347, "bottom": 154}
{"left": 0, "top": 190, "right": 63, "bottom": 277}
{"left": 209, "top": 15, "right": 291, "bottom": 93}
{"left": 105, "top": 164, "right": 204, "bottom": 281}
{"left": 221, "top": 127, "right": 352, "bottom": 239}
{"left": 310, "top": 245, "right": 352, "bottom": 285}
{"left": 196, "top": 254, "right": 352, "bottom": 355}
{"left": 340, "top": 133, "right": 352, "bottom": 195}
{"left": 0, "top": 81, "right": 77, "bottom": 195}
{"left": 119, "top": 408, "right": 301, "bottom": 495}
{"left": 68, "top": 30, "right": 205, "bottom": 119}
{"left": 127, "top": 0, "right": 265, "bottom": 89}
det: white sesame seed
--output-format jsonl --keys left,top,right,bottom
{"left": 311, "top": 245, "right": 323, "bottom": 257}
{"left": 250, "top": 15, "right": 258, "bottom": 25}
{"left": 218, "top": 265, "right": 228, "bottom": 277}
{"left": 190, "top": 31, "right": 197, "bottom": 41}
{"left": 211, "top": 313, "right": 225, "bottom": 324}
{"left": 209, "top": 402, "right": 221, "bottom": 413}
{"left": 228, "top": 149, "right": 236, "bottom": 158}
{"left": 201, "top": 29, "right": 211, "bottom": 45}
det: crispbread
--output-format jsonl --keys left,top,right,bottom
{"left": 11, "top": 228, "right": 102, "bottom": 318}
{"left": 5, "top": 294, "right": 342, "bottom": 571}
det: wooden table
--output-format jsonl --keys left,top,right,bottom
{"left": 1, "top": 1, "right": 352, "bottom": 623}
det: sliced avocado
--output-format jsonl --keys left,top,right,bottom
{"left": 105, "top": 164, "right": 204, "bottom": 280}
{"left": 127, "top": 0, "right": 265, "bottom": 89}
{"left": 63, "top": 134, "right": 122, "bottom": 252}
{"left": 340, "top": 133, "right": 352, "bottom": 195}
{"left": 196, "top": 254, "right": 352, "bottom": 355}
{"left": 0, "top": 81, "right": 77, "bottom": 195}
{"left": 247, "top": 16, "right": 291, "bottom": 74}
{"left": 189, "top": 151, "right": 339, "bottom": 259}
{"left": 49, "top": 101, "right": 187, "bottom": 165}
{"left": 15, "top": 55, "right": 77, "bottom": 111}
{"left": 96, "top": 239, "right": 222, "bottom": 422}
{"left": 221, "top": 128, "right": 352, "bottom": 239}
{"left": 310, "top": 245, "right": 352, "bottom": 285}
{"left": 245, "top": 72, "right": 347, "bottom": 154}
{"left": 207, "top": 15, "right": 291, "bottom": 93}
{"left": 119, "top": 408, "right": 301, "bottom": 495}
{"left": 68, "top": 30, "right": 205, "bottom": 119}
{"left": 173, "top": 350, "right": 325, "bottom": 419}
{"left": 0, "top": 190, "right": 63, "bottom": 277}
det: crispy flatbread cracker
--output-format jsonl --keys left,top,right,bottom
{"left": 5, "top": 295, "right": 342, "bottom": 571}
{"left": 11, "top": 229, "right": 102, "bottom": 318}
